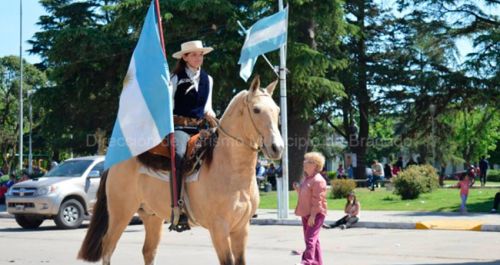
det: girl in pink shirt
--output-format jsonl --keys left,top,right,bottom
{"left": 456, "top": 174, "right": 471, "bottom": 213}
{"left": 324, "top": 191, "right": 360, "bottom": 229}
{"left": 294, "top": 152, "right": 327, "bottom": 265}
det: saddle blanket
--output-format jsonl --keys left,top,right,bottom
{"left": 138, "top": 166, "right": 200, "bottom": 183}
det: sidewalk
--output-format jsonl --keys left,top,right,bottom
{"left": 250, "top": 209, "right": 500, "bottom": 232}
{"left": 1, "top": 204, "right": 499, "bottom": 232}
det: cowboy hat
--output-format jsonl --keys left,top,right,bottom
{"left": 172, "top": 40, "right": 213, "bottom": 59}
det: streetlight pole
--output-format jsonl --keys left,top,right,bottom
{"left": 28, "top": 90, "right": 33, "bottom": 174}
{"left": 19, "top": 0, "right": 24, "bottom": 172}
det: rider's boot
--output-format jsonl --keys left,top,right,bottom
{"left": 168, "top": 157, "right": 190, "bottom": 233}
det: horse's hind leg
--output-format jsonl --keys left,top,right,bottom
{"left": 230, "top": 225, "right": 249, "bottom": 265}
{"left": 209, "top": 225, "right": 234, "bottom": 265}
{"left": 102, "top": 174, "right": 141, "bottom": 264}
{"left": 140, "top": 212, "right": 164, "bottom": 265}
{"left": 101, "top": 204, "right": 138, "bottom": 265}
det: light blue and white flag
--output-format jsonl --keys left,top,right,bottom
{"left": 104, "top": 1, "right": 173, "bottom": 169}
{"left": 238, "top": 6, "right": 288, "bottom": 82}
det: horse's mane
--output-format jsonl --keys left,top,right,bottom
{"left": 201, "top": 90, "right": 247, "bottom": 167}
{"left": 219, "top": 90, "right": 248, "bottom": 122}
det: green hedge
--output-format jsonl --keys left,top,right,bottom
{"left": 0, "top": 175, "right": 9, "bottom": 185}
{"left": 418, "top": 165, "right": 440, "bottom": 192}
{"left": 393, "top": 165, "right": 439, "bottom": 200}
{"left": 487, "top": 169, "right": 500, "bottom": 182}
{"left": 330, "top": 179, "right": 356, "bottom": 199}
{"left": 327, "top": 171, "right": 337, "bottom": 180}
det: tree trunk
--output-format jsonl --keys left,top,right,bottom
{"left": 353, "top": 0, "right": 369, "bottom": 180}
{"left": 287, "top": 111, "right": 311, "bottom": 189}
{"left": 95, "top": 128, "right": 107, "bottom": 155}
{"left": 285, "top": 14, "right": 317, "bottom": 189}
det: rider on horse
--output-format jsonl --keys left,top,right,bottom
{"left": 169, "top": 40, "right": 216, "bottom": 232}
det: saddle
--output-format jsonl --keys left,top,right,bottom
{"left": 148, "top": 115, "right": 217, "bottom": 158}
{"left": 137, "top": 116, "right": 218, "bottom": 174}
{"left": 182, "top": 129, "right": 217, "bottom": 176}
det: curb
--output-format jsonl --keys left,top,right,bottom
{"left": 482, "top": 224, "right": 500, "bottom": 232}
{"left": 250, "top": 218, "right": 500, "bottom": 232}
{"left": 250, "top": 219, "right": 415, "bottom": 230}
{"left": 0, "top": 212, "right": 13, "bottom": 219}
{"left": 2, "top": 210, "right": 499, "bottom": 232}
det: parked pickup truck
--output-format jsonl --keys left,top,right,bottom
{"left": 5, "top": 156, "right": 104, "bottom": 229}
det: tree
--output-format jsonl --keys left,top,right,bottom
{"left": 317, "top": 0, "right": 396, "bottom": 178}
{"left": 390, "top": 0, "right": 500, "bottom": 164}
{"left": 446, "top": 106, "right": 500, "bottom": 163}
{"left": 284, "top": 0, "right": 347, "bottom": 185}
{"left": 0, "top": 56, "right": 47, "bottom": 170}
{"left": 30, "top": 0, "right": 132, "bottom": 157}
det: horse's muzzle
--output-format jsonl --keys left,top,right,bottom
{"left": 262, "top": 134, "right": 284, "bottom": 160}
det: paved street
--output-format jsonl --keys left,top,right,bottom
{"left": 1, "top": 219, "right": 499, "bottom": 265}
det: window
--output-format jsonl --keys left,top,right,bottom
{"left": 90, "top": 161, "right": 104, "bottom": 175}
{"left": 45, "top": 160, "right": 93, "bottom": 178}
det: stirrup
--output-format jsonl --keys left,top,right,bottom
{"left": 169, "top": 213, "right": 191, "bottom": 232}
{"left": 170, "top": 207, "right": 181, "bottom": 227}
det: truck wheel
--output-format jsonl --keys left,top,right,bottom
{"left": 14, "top": 215, "right": 44, "bottom": 229}
{"left": 54, "top": 199, "right": 84, "bottom": 229}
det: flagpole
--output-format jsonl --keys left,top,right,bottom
{"left": 19, "top": 0, "right": 24, "bottom": 172}
{"left": 154, "top": 0, "right": 178, "bottom": 210}
{"left": 277, "top": 0, "right": 289, "bottom": 219}
{"left": 154, "top": 0, "right": 166, "bottom": 54}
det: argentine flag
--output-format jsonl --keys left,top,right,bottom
{"left": 104, "top": 1, "right": 174, "bottom": 169}
{"left": 238, "top": 7, "right": 288, "bottom": 82}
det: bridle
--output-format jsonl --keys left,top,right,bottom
{"left": 216, "top": 93, "right": 273, "bottom": 152}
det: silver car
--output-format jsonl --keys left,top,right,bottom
{"left": 5, "top": 156, "right": 105, "bottom": 229}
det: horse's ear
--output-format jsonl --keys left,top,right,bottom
{"left": 266, "top": 79, "right": 279, "bottom": 95}
{"left": 249, "top": 75, "right": 261, "bottom": 92}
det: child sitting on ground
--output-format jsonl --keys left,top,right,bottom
{"left": 324, "top": 191, "right": 360, "bottom": 229}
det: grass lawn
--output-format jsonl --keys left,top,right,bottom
{"left": 259, "top": 187, "right": 499, "bottom": 212}
{"left": 443, "top": 180, "right": 500, "bottom": 187}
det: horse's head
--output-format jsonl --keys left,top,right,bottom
{"left": 243, "top": 76, "right": 284, "bottom": 160}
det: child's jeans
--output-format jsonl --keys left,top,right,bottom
{"left": 460, "top": 194, "right": 468, "bottom": 212}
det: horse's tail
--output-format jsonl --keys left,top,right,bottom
{"left": 78, "top": 169, "right": 109, "bottom": 262}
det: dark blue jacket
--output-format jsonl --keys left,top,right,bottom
{"left": 173, "top": 69, "right": 209, "bottom": 119}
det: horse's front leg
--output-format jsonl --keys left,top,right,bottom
{"left": 140, "top": 213, "right": 164, "bottom": 265}
{"left": 209, "top": 222, "right": 234, "bottom": 265}
{"left": 230, "top": 223, "right": 249, "bottom": 265}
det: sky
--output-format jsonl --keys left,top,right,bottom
{"left": 0, "top": 0, "right": 491, "bottom": 65}
{"left": 0, "top": 0, "right": 47, "bottom": 64}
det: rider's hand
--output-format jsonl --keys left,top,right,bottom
{"left": 205, "top": 110, "right": 216, "bottom": 118}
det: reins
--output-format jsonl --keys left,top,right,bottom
{"left": 217, "top": 121, "right": 260, "bottom": 151}
{"left": 213, "top": 93, "right": 271, "bottom": 152}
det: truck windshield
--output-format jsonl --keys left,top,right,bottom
{"left": 45, "top": 160, "right": 93, "bottom": 177}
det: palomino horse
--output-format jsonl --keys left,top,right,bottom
{"left": 78, "top": 76, "right": 284, "bottom": 265}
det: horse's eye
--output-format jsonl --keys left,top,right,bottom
{"left": 253, "top": 108, "right": 261, "bottom": 114}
